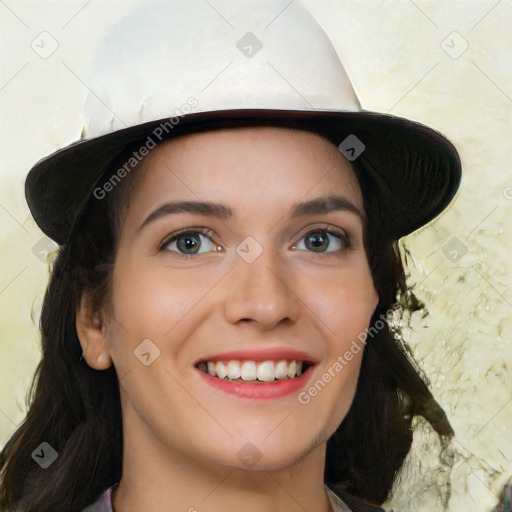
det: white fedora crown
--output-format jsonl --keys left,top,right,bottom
{"left": 26, "top": 0, "right": 461, "bottom": 245}
{"left": 83, "top": 0, "right": 361, "bottom": 139}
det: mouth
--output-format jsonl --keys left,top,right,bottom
{"left": 193, "top": 348, "right": 318, "bottom": 399}
{"left": 195, "top": 359, "right": 314, "bottom": 383}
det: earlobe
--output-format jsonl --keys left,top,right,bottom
{"left": 92, "top": 314, "right": 101, "bottom": 328}
{"left": 75, "top": 296, "right": 113, "bottom": 370}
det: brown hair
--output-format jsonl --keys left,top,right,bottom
{"left": 0, "top": 129, "right": 453, "bottom": 511}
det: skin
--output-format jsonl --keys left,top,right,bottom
{"left": 76, "top": 126, "right": 379, "bottom": 512}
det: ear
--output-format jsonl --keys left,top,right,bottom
{"left": 75, "top": 294, "right": 113, "bottom": 370}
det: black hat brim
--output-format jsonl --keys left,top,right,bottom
{"left": 25, "top": 108, "right": 461, "bottom": 245}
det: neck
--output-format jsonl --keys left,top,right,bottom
{"left": 113, "top": 404, "right": 334, "bottom": 512}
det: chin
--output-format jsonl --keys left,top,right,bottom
{"left": 198, "top": 427, "right": 327, "bottom": 473}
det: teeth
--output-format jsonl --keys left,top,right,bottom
{"left": 198, "top": 359, "right": 307, "bottom": 381}
{"left": 215, "top": 361, "right": 227, "bottom": 379}
{"left": 241, "top": 361, "right": 257, "bottom": 381}
{"left": 256, "top": 360, "right": 275, "bottom": 382}
{"left": 287, "top": 360, "right": 297, "bottom": 378}
{"left": 274, "top": 360, "right": 288, "bottom": 380}
{"left": 227, "top": 361, "right": 241, "bottom": 380}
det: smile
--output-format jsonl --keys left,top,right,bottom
{"left": 196, "top": 359, "right": 312, "bottom": 382}
{"left": 194, "top": 348, "right": 317, "bottom": 398}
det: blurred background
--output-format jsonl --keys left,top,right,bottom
{"left": 1, "top": 1, "right": 511, "bottom": 510}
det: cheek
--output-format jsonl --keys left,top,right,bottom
{"left": 107, "top": 260, "right": 192, "bottom": 342}
{"left": 305, "top": 263, "right": 376, "bottom": 340}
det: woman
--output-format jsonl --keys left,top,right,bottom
{"left": 0, "top": 1, "right": 462, "bottom": 511}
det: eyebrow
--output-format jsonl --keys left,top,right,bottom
{"left": 138, "top": 195, "right": 365, "bottom": 232}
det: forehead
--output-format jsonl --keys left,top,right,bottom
{"left": 132, "top": 126, "right": 362, "bottom": 202}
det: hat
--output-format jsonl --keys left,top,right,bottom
{"left": 25, "top": 0, "right": 461, "bottom": 245}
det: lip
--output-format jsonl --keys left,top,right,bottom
{"left": 195, "top": 364, "right": 315, "bottom": 399}
{"left": 194, "top": 347, "right": 319, "bottom": 366}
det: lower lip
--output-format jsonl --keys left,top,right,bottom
{"left": 195, "top": 365, "right": 315, "bottom": 399}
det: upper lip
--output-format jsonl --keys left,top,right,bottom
{"left": 194, "top": 347, "right": 319, "bottom": 366}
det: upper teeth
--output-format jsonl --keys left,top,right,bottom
{"left": 200, "top": 360, "right": 304, "bottom": 381}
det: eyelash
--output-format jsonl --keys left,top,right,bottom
{"left": 159, "top": 225, "right": 351, "bottom": 260}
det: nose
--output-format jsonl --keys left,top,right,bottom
{"left": 223, "top": 244, "right": 301, "bottom": 331}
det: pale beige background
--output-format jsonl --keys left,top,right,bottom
{"left": 1, "top": 1, "right": 511, "bottom": 511}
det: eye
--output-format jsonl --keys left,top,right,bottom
{"left": 160, "top": 225, "right": 351, "bottom": 259}
{"left": 160, "top": 227, "right": 220, "bottom": 259}
{"left": 292, "top": 226, "right": 351, "bottom": 254}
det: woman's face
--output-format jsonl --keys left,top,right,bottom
{"left": 92, "top": 126, "right": 378, "bottom": 471}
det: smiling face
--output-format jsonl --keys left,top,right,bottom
{"left": 77, "top": 126, "right": 378, "bottom": 474}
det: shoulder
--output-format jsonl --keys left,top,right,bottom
{"left": 325, "top": 484, "right": 386, "bottom": 512}
{"left": 80, "top": 485, "right": 115, "bottom": 512}
{"left": 326, "top": 484, "right": 353, "bottom": 511}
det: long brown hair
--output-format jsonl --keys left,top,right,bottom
{"left": 0, "top": 130, "right": 454, "bottom": 512}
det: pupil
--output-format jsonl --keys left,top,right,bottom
{"left": 178, "top": 233, "right": 200, "bottom": 254}
{"left": 307, "top": 231, "right": 328, "bottom": 252}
